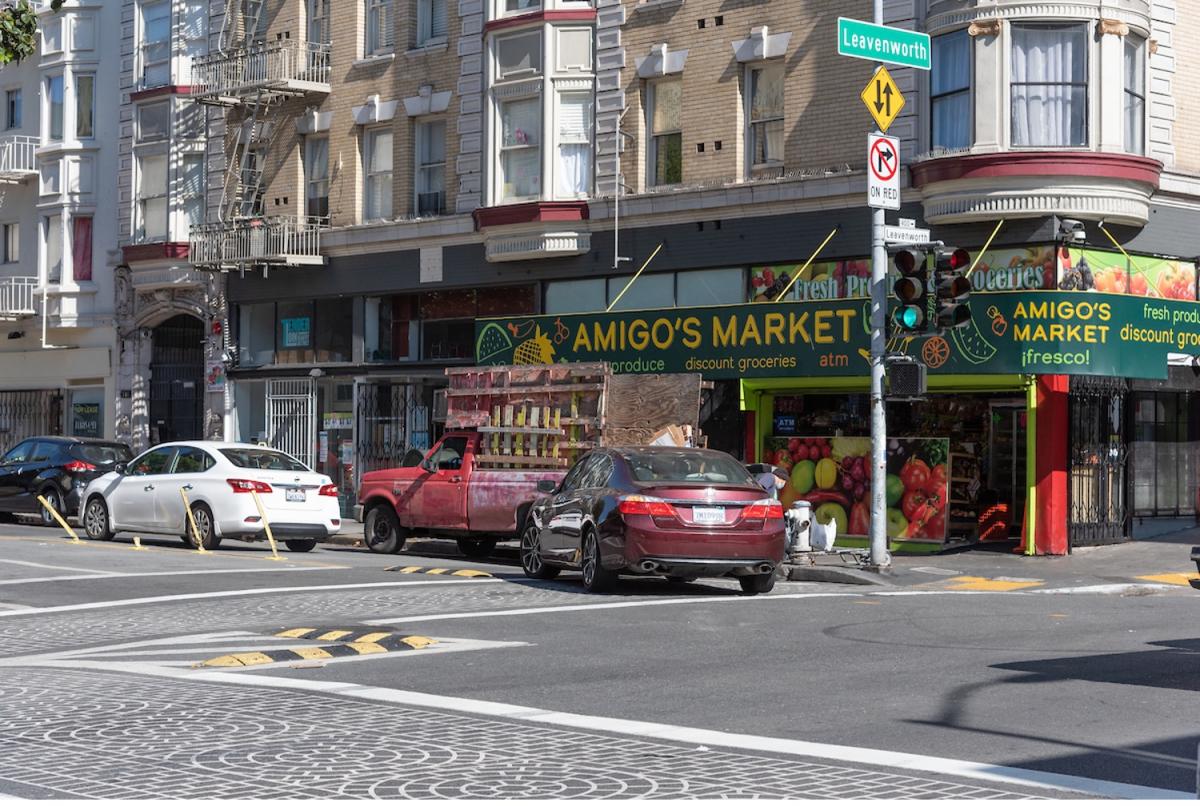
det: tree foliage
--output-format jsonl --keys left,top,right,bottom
{"left": 0, "top": 0, "right": 64, "bottom": 66}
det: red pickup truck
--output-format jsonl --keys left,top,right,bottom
{"left": 356, "top": 432, "right": 565, "bottom": 558}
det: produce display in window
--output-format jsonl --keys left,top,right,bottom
{"left": 763, "top": 436, "right": 950, "bottom": 543}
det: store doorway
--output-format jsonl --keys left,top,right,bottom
{"left": 988, "top": 402, "right": 1028, "bottom": 538}
{"left": 149, "top": 315, "right": 204, "bottom": 444}
{"left": 1068, "top": 376, "right": 1129, "bottom": 547}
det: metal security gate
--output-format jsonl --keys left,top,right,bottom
{"left": 149, "top": 315, "right": 204, "bottom": 444}
{"left": 1068, "top": 375, "right": 1129, "bottom": 547}
{"left": 0, "top": 390, "right": 61, "bottom": 455}
{"left": 266, "top": 378, "right": 316, "bottom": 469}
{"left": 355, "top": 380, "right": 434, "bottom": 491}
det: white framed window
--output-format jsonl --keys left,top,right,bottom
{"left": 141, "top": 0, "right": 171, "bottom": 88}
{"left": 72, "top": 15, "right": 96, "bottom": 51}
{"left": 5, "top": 89, "right": 20, "bottom": 130}
{"left": 136, "top": 152, "right": 168, "bottom": 240}
{"left": 308, "top": 0, "right": 331, "bottom": 46}
{"left": 75, "top": 74, "right": 95, "bottom": 139}
{"left": 1125, "top": 35, "right": 1146, "bottom": 155}
{"left": 931, "top": 30, "right": 971, "bottom": 151}
{"left": 747, "top": 63, "right": 783, "bottom": 167}
{"left": 556, "top": 92, "right": 592, "bottom": 198}
{"left": 1010, "top": 23, "right": 1087, "bottom": 147}
{"left": 180, "top": 153, "right": 205, "bottom": 235}
{"left": 504, "top": 0, "right": 539, "bottom": 13}
{"left": 137, "top": 101, "right": 170, "bottom": 142}
{"left": 556, "top": 28, "right": 592, "bottom": 72}
{"left": 496, "top": 30, "right": 542, "bottom": 79}
{"left": 42, "top": 16, "right": 62, "bottom": 53}
{"left": 417, "top": 0, "right": 447, "bottom": 45}
{"left": 304, "top": 135, "right": 329, "bottom": 219}
{"left": 499, "top": 96, "right": 541, "bottom": 201}
{"left": 44, "top": 215, "right": 62, "bottom": 284}
{"left": 46, "top": 75, "right": 64, "bottom": 141}
{"left": 415, "top": 120, "right": 446, "bottom": 215}
{"left": 647, "top": 78, "right": 681, "bottom": 186}
{"left": 1, "top": 223, "right": 18, "bottom": 264}
{"left": 365, "top": 0, "right": 394, "bottom": 56}
{"left": 40, "top": 159, "right": 60, "bottom": 195}
{"left": 364, "top": 127, "right": 393, "bottom": 221}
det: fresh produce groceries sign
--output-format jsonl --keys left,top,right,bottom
{"left": 476, "top": 291, "right": 1200, "bottom": 381}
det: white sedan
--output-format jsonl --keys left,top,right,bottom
{"left": 77, "top": 441, "right": 342, "bottom": 551}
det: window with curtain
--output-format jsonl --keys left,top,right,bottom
{"left": 141, "top": 0, "right": 171, "bottom": 87}
{"left": 136, "top": 153, "right": 168, "bottom": 240}
{"left": 500, "top": 97, "right": 541, "bottom": 201}
{"left": 305, "top": 136, "right": 329, "bottom": 219}
{"left": 75, "top": 74, "right": 94, "bottom": 138}
{"left": 497, "top": 30, "right": 542, "bottom": 79}
{"left": 556, "top": 92, "right": 592, "bottom": 198}
{"left": 42, "top": 16, "right": 62, "bottom": 52}
{"left": 6, "top": 89, "right": 20, "bottom": 130}
{"left": 748, "top": 64, "right": 784, "bottom": 166}
{"left": 417, "top": 0, "right": 447, "bottom": 44}
{"left": 180, "top": 154, "right": 205, "bottom": 235}
{"left": 649, "top": 79, "right": 682, "bottom": 185}
{"left": 1010, "top": 24, "right": 1087, "bottom": 147}
{"left": 1125, "top": 36, "right": 1145, "bottom": 155}
{"left": 46, "top": 75, "right": 63, "bottom": 141}
{"left": 71, "top": 216, "right": 92, "bottom": 282}
{"left": 931, "top": 29, "right": 971, "bottom": 150}
{"left": 416, "top": 120, "right": 446, "bottom": 215}
{"left": 364, "top": 128, "right": 393, "bottom": 220}
{"left": 365, "top": 0, "right": 394, "bottom": 55}
{"left": 2, "top": 223, "right": 18, "bottom": 264}
{"left": 44, "top": 215, "right": 62, "bottom": 284}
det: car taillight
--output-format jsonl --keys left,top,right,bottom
{"left": 318, "top": 484, "right": 338, "bottom": 497}
{"left": 618, "top": 495, "right": 676, "bottom": 518}
{"left": 64, "top": 460, "right": 97, "bottom": 473}
{"left": 227, "top": 479, "right": 273, "bottom": 494}
{"left": 742, "top": 499, "right": 785, "bottom": 520}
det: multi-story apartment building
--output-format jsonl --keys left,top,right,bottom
{"left": 0, "top": 1, "right": 121, "bottom": 451}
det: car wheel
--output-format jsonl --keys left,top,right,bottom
{"left": 739, "top": 572, "right": 776, "bottom": 595}
{"left": 456, "top": 537, "right": 497, "bottom": 560}
{"left": 580, "top": 529, "right": 616, "bottom": 593}
{"left": 187, "top": 503, "right": 222, "bottom": 551}
{"left": 520, "top": 521, "right": 559, "bottom": 580}
{"left": 38, "top": 487, "right": 63, "bottom": 527}
{"left": 82, "top": 497, "right": 114, "bottom": 541}
{"left": 364, "top": 506, "right": 406, "bottom": 554}
{"left": 285, "top": 539, "right": 317, "bottom": 553}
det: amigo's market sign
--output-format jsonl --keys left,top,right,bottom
{"left": 476, "top": 292, "right": 1200, "bottom": 381}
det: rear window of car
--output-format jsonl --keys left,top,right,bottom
{"left": 219, "top": 448, "right": 310, "bottom": 472}
{"left": 71, "top": 443, "right": 132, "bottom": 465}
{"left": 621, "top": 450, "right": 753, "bottom": 485}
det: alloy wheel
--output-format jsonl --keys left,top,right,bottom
{"left": 520, "top": 524, "right": 543, "bottom": 575}
{"left": 193, "top": 507, "right": 212, "bottom": 546}
{"left": 40, "top": 490, "right": 60, "bottom": 526}
{"left": 581, "top": 533, "right": 597, "bottom": 587}
{"left": 84, "top": 499, "right": 106, "bottom": 539}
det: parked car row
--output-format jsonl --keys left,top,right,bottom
{"left": 0, "top": 437, "right": 340, "bottom": 552}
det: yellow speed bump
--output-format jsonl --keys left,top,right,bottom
{"left": 1137, "top": 572, "right": 1200, "bottom": 587}
{"left": 196, "top": 634, "right": 436, "bottom": 668}
{"left": 383, "top": 565, "right": 493, "bottom": 577}
{"left": 942, "top": 576, "right": 1044, "bottom": 592}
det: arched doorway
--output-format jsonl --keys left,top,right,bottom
{"left": 149, "top": 314, "right": 204, "bottom": 444}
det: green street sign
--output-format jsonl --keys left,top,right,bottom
{"left": 838, "top": 17, "right": 931, "bottom": 71}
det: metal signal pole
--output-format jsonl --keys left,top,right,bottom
{"left": 868, "top": 0, "right": 890, "bottom": 570}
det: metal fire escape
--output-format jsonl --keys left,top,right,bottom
{"left": 188, "top": 0, "right": 330, "bottom": 273}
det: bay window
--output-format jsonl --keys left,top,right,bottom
{"left": 747, "top": 64, "right": 784, "bottom": 167}
{"left": 415, "top": 120, "right": 446, "bottom": 215}
{"left": 497, "top": 30, "right": 541, "bottom": 79}
{"left": 44, "top": 215, "right": 62, "bottom": 285}
{"left": 136, "top": 153, "right": 168, "bottom": 240}
{"left": 931, "top": 29, "right": 970, "bottom": 150}
{"left": 364, "top": 128, "right": 393, "bottom": 221}
{"left": 1125, "top": 36, "right": 1146, "bottom": 155}
{"left": 556, "top": 93, "right": 592, "bottom": 197}
{"left": 417, "top": 0, "right": 447, "bottom": 45}
{"left": 141, "top": 0, "right": 171, "bottom": 88}
{"left": 648, "top": 78, "right": 682, "bottom": 186}
{"left": 499, "top": 97, "right": 541, "bottom": 201}
{"left": 181, "top": 154, "right": 205, "bottom": 234}
{"left": 46, "top": 75, "right": 63, "bottom": 141}
{"left": 304, "top": 136, "right": 329, "bottom": 219}
{"left": 1010, "top": 24, "right": 1087, "bottom": 147}
{"left": 505, "top": 0, "right": 539, "bottom": 13}
{"left": 75, "top": 74, "right": 95, "bottom": 139}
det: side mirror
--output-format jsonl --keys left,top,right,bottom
{"left": 113, "top": 463, "right": 127, "bottom": 476}
{"left": 420, "top": 459, "right": 433, "bottom": 473}
{"left": 536, "top": 479, "right": 557, "bottom": 494}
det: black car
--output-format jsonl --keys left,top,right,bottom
{"left": 0, "top": 436, "right": 133, "bottom": 525}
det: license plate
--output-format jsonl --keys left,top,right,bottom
{"left": 692, "top": 506, "right": 725, "bottom": 524}
{"left": 285, "top": 488, "right": 306, "bottom": 503}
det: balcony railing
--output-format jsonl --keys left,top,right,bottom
{"left": 0, "top": 277, "right": 39, "bottom": 318}
{"left": 189, "top": 216, "right": 326, "bottom": 268}
{"left": 191, "top": 41, "right": 331, "bottom": 101}
{"left": 0, "top": 136, "right": 38, "bottom": 182}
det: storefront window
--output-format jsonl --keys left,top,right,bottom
{"left": 69, "top": 389, "right": 103, "bottom": 438}
{"left": 1130, "top": 391, "right": 1199, "bottom": 516}
{"left": 365, "top": 294, "right": 418, "bottom": 362}
{"left": 277, "top": 301, "right": 315, "bottom": 364}
{"left": 477, "top": 284, "right": 536, "bottom": 317}
{"left": 606, "top": 273, "right": 674, "bottom": 311}
{"left": 238, "top": 302, "right": 275, "bottom": 367}
{"left": 422, "top": 320, "right": 474, "bottom": 360}
{"left": 314, "top": 298, "right": 353, "bottom": 362}
{"left": 676, "top": 268, "right": 745, "bottom": 307}
{"left": 546, "top": 278, "right": 605, "bottom": 314}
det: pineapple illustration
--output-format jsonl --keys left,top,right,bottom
{"left": 513, "top": 327, "right": 556, "bottom": 365}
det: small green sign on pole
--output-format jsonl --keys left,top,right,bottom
{"left": 837, "top": 17, "right": 931, "bottom": 71}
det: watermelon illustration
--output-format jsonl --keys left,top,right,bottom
{"left": 476, "top": 322, "right": 514, "bottom": 364}
{"left": 950, "top": 316, "right": 998, "bottom": 365}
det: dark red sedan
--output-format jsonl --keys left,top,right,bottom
{"left": 520, "top": 447, "right": 786, "bottom": 594}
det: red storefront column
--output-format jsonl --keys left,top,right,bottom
{"left": 1034, "top": 375, "right": 1069, "bottom": 554}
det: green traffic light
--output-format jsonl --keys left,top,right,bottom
{"left": 898, "top": 306, "right": 922, "bottom": 329}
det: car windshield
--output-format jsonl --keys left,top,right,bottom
{"left": 621, "top": 450, "right": 753, "bottom": 484}
{"left": 71, "top": 443, "right": 133, "bottom": 465}
{"left": 219, "top": 448, "right": 310, "bottom": 472}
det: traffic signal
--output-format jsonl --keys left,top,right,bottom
{"left": 934, "top": 247, "right": 972, "bottom": 330}
{"left": 892, "top": 248, "right": 928, "bottom": 333}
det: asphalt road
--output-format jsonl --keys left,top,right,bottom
{"left": 0, "top": 520, "right": 1196, "bottom": 799}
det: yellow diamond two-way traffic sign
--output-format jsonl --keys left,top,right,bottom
{"left": 860, "top": 66, "right": 905, "bottom": 133}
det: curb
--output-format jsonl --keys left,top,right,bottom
{"left": 784, "top": 565, "right": 890, "bottom": 586}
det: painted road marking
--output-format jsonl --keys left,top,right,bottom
{"left": 933, "top": 576, "right": 1044, "bottom": 592}
{"left": 198, "top": 634, "right": 437, "bottom": 667}
{"left": 1137, "top": 572, "right": 1200, "bottom": 586}
{"left": 1031, "top": 583, "right": 1176, "bottom": 595}
{"left": 0, "top": 577, "right": 506, "bottom": 618}
{"left": 0, "top": 558, "right": 111, "bottom": 575}
{"left": 0, "top": 566, "right": 341, "bottom": 586}
{"left": 384, "top": 565, "right": 493, "bottom": 577}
